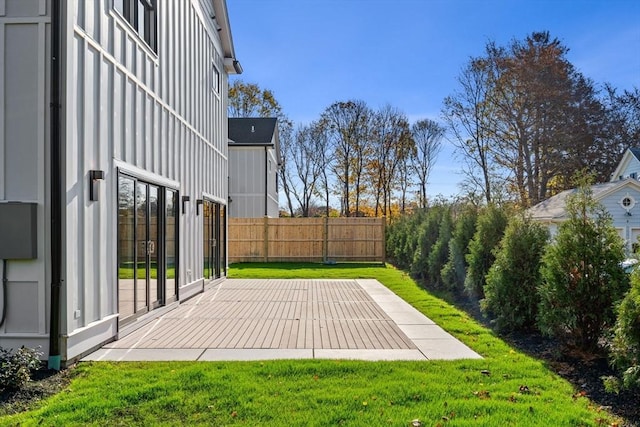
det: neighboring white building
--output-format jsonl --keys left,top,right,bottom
{"left": 611, "top": 147, "right": 640, "bottom": 182}
{"left": 228, "top": 118, "right": 281, "bottom": 218}
{"left": 0, "top": 0, "right": 241, "bottom": 368}
{"left": 529, "top": 148, "right": 640, "bottom": 254}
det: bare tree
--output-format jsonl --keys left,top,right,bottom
{"left": 443, "top": 58, "right": 498, "bottom": 204}
{"left": 277, "top": 124, "right": 296, "bottom": 217}
{"left": 288, "top": 122, "right": 327, "bottom": 216}
{"left": 368, "top": 105, "right": 414, "bottom": 217}
{"left": 410, "top": 119, "right": 444, "bottom": 208}
{"left": 320, "top": 100, "right": 371, "bottom": 216}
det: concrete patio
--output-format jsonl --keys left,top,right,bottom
{"left": 83, "top": 278, "right": 482, "bottom": 362}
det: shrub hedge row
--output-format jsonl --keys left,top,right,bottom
{"left": 386, "top": 187, "right": 637, "bottom": 390}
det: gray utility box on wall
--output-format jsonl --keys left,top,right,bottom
{"left": 0, "top": 202, "right": 38, "bottom": 259}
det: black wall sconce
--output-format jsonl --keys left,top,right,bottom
{"left": 181, "top": 196, "right": 190, "bottom": 214}
{"left": 196, "top": 199, "right": 204, "bottom": 215}
{"left": 89, "top": 170, "right": 104, "bottom": 201}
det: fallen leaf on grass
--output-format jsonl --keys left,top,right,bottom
{"left": 473, "top": 390, "right": 490, "bottom": 399}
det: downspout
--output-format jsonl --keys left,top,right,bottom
{"left": 48, "top": 0, "right": 62, "bottom": 370}
{"left": 264, "top": 146, "right": 268, "bottom": 217}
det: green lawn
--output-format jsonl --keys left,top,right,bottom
{"left": 0, "top": 263, "right": 619, "bottom": 426}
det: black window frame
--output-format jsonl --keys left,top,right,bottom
{"left": 116, "top": 0, "right": 157, "bottom": 53}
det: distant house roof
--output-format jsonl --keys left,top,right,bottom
{"left": 528, "top": 178, "right": 640, "bottom": 221}
{"left": 228, "top": 118, "right": 278, "bottom": 146}
{"left": 610, "top": 147, "right": 640, "bottom": 182}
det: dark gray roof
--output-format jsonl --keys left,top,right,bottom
{"left": 228, "top": 118, "right": 278, "bottom": 145}
{"left": 630, "top": 147, "right": 640, "bottom": 161}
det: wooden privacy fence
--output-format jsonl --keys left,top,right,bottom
{"left": 228, "top": 217, "right": 385, "bottom": 263}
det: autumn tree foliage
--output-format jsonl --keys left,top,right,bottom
{"left": 445, "top": 32, "right": 625, "bottom": 207}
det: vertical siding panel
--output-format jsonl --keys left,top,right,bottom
{"left": 37, "top": 20, "right": 47, "bottom": 333}
{"left": 0, "top": 22, "right": 4, "bottom": 199}
{"left": 102, "top": 57, "right": 114, "bottom": 317}
{"left": 69, "top": 34, "right": 85, "bottom": 331}
{"left": 83, "top": 45, "right": 100, "bottom": 324}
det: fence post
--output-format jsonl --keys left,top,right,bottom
{"left": 263, "top": 216, "right": 269, "bottom": 262}
{"left": 323, "top": 216, "right": 328, "bottom": 262}
{"left": 381, "top": 217, "right": 386, "bottom": 265}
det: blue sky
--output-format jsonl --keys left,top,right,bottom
{"left": 227, "top": 0, "right": 640, "bottom": 199}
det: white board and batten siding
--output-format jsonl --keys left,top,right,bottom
{"left": 229, "top": 145, "right": 280, "bottom": 218}
{"left": 0, "top": 0, "right": 233, "bottom": 360}
{"left": 0, "top": 0, "right": 51, "bottom": 352}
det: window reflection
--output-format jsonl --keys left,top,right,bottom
{"left": 166, "top": 189, "right": 177, "bottom": 301}
{"left": 117, "top": 176, "right": 135, "bottom": 319}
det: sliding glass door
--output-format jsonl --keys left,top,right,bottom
{"left": 203, "top": 200, "right": 226, "bottom": 280}
{"left": 118, "top": 174, "right": 178, "bottom": 325}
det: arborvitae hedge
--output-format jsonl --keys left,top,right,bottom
{"left": 610, "top": 268, "right": 640, "bottom": 390}
{"left": 482, "top": 216, "right": 549, "bottom": 332}
{"left": 427, "top": 208, "right": 452, "bottom": 287}
{"left": 441, "top": 206, "right": 478, "bottom": 293}
{"left": 464, "top": 204, "right": 508, "bottom": 298}
{"left": 538, "top": 186, "right": 629, "bottom": 351}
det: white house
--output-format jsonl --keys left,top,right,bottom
{"left": 228, "top": 118, "right": 281, "bottom": 218}
{"left": 0, "top": 0, "right": 240, "bottom": 368}
{"left": 611, "top": 147, "right": 640, "bottom": 182}
{"left": 529, "top": 148, "right": 640, "bottom": 254}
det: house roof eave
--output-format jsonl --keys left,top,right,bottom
{"left": 212, "top": 0, "right": 242, "bottom": 74}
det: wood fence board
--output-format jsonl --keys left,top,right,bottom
{"left": 228, "top": 217, "right": 385, "bottom": 263}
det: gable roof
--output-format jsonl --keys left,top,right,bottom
{"left": 228, "top": 118, "right": 278, "bottom": 145}
{"left": 528, "top": 178, "right": 640, "bottom": 221}
{"left": 610, "top": 147, "right": 640, "bottom": 182}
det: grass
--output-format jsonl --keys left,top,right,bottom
{"left": 0, "top": 262, "right": 620, "bottom": 426}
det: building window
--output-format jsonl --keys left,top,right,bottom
{"left": 115, "top": 0, "right": 157, "bottom": 52}
{"left": 631, "top": 172, "right": 638, "bottom": 180}
{"left": 212, "top": 63, "right": 220, "bottom": 93}
{"left": 621, "top": 195, "right": 635, "bottom": 210}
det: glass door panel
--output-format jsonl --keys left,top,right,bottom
{"left": 135, "top": 182, "right": 148, "bottom": 313}
{"left": 220, "top": 205, "right": 227, "bottom": 277}
{"left": 203, "top": 200, "right": 212, "bottom": 279}
{"left": 166, "top": 189, "right": 178, "bottom": 302}
{"left": 118, "top": 176, "right": 136, "bottom": 320}
{"left": 214, "top": 203, "right": 221, "bottom": 278}
{"left": 149, "top": 185, "right": 160, "bottom": 308}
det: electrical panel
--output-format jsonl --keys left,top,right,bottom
{"left": 0, "top": 202, "right": 38, "bottom": 259}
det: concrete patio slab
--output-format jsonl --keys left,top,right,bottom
{"left": 314, "top": 349, "right": 427, "bottom": 361}
{"left": 413, "top": 339, "right": 483, "bottom": 360}
{"left": 83, "top": 348, "right": 205, "bottom": 362}
{"left": 82, "top": 278, "right": 481, "bottom": 362}
{"left": 199, "top": 349, "right": 314, "bottom": 361}
{"left": 398, "top": 324, "right": 457, "bottom": 340}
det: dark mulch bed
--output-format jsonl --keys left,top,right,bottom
{"left": 0, "top": 365, "right": 74, "bottom": 416}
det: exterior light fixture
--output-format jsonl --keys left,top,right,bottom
{"left": 89, "top": 170, "right": 104, "bottom": 201}
{"left": 196, "top": 199, "right": 204, "bottom": 215}
{"left": 182, "top": 196, "right": 190, "bottom": 214}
